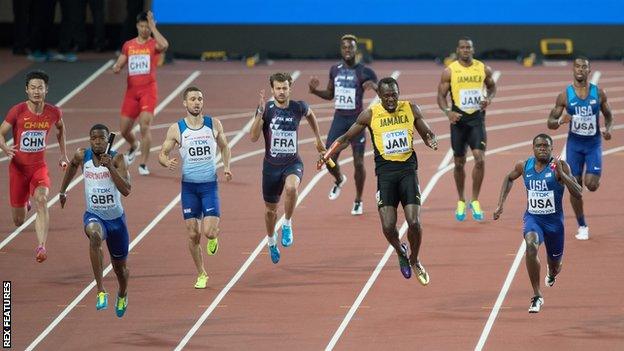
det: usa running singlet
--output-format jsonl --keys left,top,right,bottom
{"left": 177, "top": 116, "right": 218, "bottom": 183}
{"left": 566, "top": 84, "right": 601, "bottom": 140}
{"left": 523, "top": 157, "right": 564, "bottom": 219}
{"left": 83, "top": 149, "right": 124, "bottom": 220}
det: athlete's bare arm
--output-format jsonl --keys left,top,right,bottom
{"left": 213, "top": 118, "right": 232, "bottom": 181}
{"left": 493, "top": 160, "right": 525, "bottom": 220}
{"left": 362, "top": 80, "right": 378, "bottom": 92}
{"left": 599, "top": 88, "right": 614, "bottom": 140}
{"left": 547, "top": 92, "right": 568, "bottom": 130}
{"left": 325, "top": 108, "right": 371, "bottom": 159}
{"left": 410, "top": 103, "right": 438, "bottom": 150}
{"left": 437, "top": 67, "right": 461, "bottom": 124}
{"left": 554, "top": 159, "right": 582, "bottom": 198}
{"left": 309, "top": 74, "right": 335, "bottom": 100}
{"left": 480, "top": 65, "right": 497, "bottom": 109}
{"left": 55, "top": 118, "right": 69, "bottom": 164}
{"left": 59, "top": 148, "right": 86, "bottom": 208}
{"left": 102, "top": 152, "right": 131, "bottom": 197}
{"left": 250, "top": 90, "right": 266, "bottom": 142}
{"left": 147, "top": 11, "right": 169, "bottom": 52}
{"left": 0, "top": 121, "right": 16, "bottom": 158}
{"left": 304, "top": 107, "right": 326, "bottom": 153}
{"left": 158, "top": 123, "right": 180, "bottom": 170}
{"left": 112, "top": 54, "right": 127, "bottom": 73}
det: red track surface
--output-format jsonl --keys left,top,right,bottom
{"left": 1, "top": 59, "right": 623, "bottom": 350}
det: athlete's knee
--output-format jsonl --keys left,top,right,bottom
{"left": 406, "top": 218, "right": 421, "bottom": 233}
{"left": 585, "top": 179, "right": 600, "bottom": 192}
{"left": 34, "top": 192, "right": 48, "bottom": 206}
{"left": 381, "top": 220, "right": 397, "bottom": 236}
{"left": 205, "top": 224, "right": 219, "bottom": 239}
{"left": 12, "top": 215, "right": 25, "bottom": 227}
{"left": 473, "top": 157, "right": 485, "bottom": 170}
{"left": 185, "top": 224, "right": 201, "bottom": 243}
{"left": 284, "top": 184, "right": 298, "bottom": 197}
{"left": 88, "top": 233, "right": 102, "bottom": 248}
{"left": 265, "top": 206, "right": 277, "bottom": 218}
{"left": 525, "top": 239, "right": 539, "bottom": 257}
{"left": 454, "top": 159, "right": 466, "bottom": 170}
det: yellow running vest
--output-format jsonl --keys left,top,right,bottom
{"left": 449, "top": 59, "right": 486, "bottom": 114}
{"left": 370, "top": 101, "right": 415, "bottom": 162}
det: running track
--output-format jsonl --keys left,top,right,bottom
{"left": 0, "top": 60, "right": 623, "bottom": 350}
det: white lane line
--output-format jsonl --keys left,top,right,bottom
{"left": 474, "top": 138, "right": 624, "bottom": 351}
{"left": 0, "top": 71, "right": 201, "bottom": 250}
{"left": 590, "top": 71, "right": 602, "bottom": 85}
{"left": 4, "top": 59, "right": 114, "bottom": 147}
{"left": 326, "top": 124, "right": 624, "bottom": 351}
{"left": 438, "top": 148, "right": 454, "bottom": 170}
{"left": 174, "top": 69, "right": 401, "bottom": 350}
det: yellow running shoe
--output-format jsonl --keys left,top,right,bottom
{"left": 207, "top": 237, "right": 219, "bottom": 256}
{"left": 412, "top": 263, "right": 430, "bottom": 286}
{"left": 115, "top": 294, "right": 127, "bottom": 318}
{"left": 470, "top": 200, "right": 484, "bottom": 221}
{"left": 194, "top": 272, "right": 208, "bottom": 289}
{"left": 455, "top": 201, "right": 466, "bottom": 221}
{"left": 96, "top": 291, "right": 108, "bottom": 310}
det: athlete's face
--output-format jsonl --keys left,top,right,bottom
{"left": 90, "top": 129, "right": 109, "bottom": 155}
{"left": 183, "top": 91, "right": 204, "bottom": 117}
{"left": 25, "top": 79, "right": 47, "bottom": 104}
{"left": 573, "top": 59, "right": 590, "bottom": 83}
{"left": 378, "top": 83, "right": 400, "bottom": 112}
{"left": 532, "top": 137, "right": 553, "bottom": 162}
{"left": 341, "top": 39, "right": 357, "bottom": 62}
{"left": 456, "top": 40, "right": 474, "bottom": 62}
{"left": 137, "top": 20, "right": 151, "bottom": 40}
{"left": 271, "top": 80, "right": 291, "bottom": 104}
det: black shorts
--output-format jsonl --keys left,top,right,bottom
{"left": 262, "top": 159, "right": 304, "bottom": 203}
{"left": 450, "top": 110, "right": 486, "bottom": 157}
{"left": 376, "top": 166, "right": 421, "bottom": 208}
{"left": 325, "top": 113, "right": 366, "bottom": 155}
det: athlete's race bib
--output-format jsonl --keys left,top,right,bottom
{"left": 186, "top": 137, "right": 214, "bottom": 162}
{"left": 382, "top": 129, "right": 410, "bottom": 155}
{"left": 128, "top": 54, "right": 150, "bottom": 76}
{"left": 19, "top": 130, "right": 46, "bottom": 152}
{"left": 527, "top": 190, "right": 555, "bottom": 215}
{"left": 459, "top": 88, "right": 483, "bottom": 111}
{"left": 570, "top": 114, "right": 597, "bottom": 136}
{"left": 88, "top": 187, "right": 117, "bottom": 210}
{"left": 335, "top": 86, "right": 356, "bottom": 110}
{"left": 270, "top": 130, "right": 297, "bottom": 154}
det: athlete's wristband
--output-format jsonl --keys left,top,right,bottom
{"left": 443, "top": 107, "right": 451, "bottom": 116}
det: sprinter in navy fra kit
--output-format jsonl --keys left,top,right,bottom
{"left": 493, "top": 134, "right": 582, "bottom": 313}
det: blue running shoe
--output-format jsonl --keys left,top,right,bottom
{"left": 470, "top": 200, "right": 484, "bottom": 221}
{"left": 281, "top": 224, "right": 293, "bottom": 247}
{"left": 398, "top": 243, "right": 412, "bottom": 279}
{"left": 115, "top": 294, "right": 127, "bottom": 318}
{"left": 268, "top": 244, "right": 280, "bottom": 264}
{"left": 455, "top": 201, "right": 466, "bottom": 221}
{"left": 96, "top": 291, "right": 108, "bottom": 310}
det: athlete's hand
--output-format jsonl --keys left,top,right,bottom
{"left": 99, "top": 153, "right": 113, "bottom": 169}
{"left": 426, "top": 133, "right": 439, "bottom": 150}
{"left": 1, "top": 144, "right": 17, "bottom": 159}
{"left": 308, "top": 77, "right": 320, "bottom": 92}
{"left": 112, "top": 63, "right": 121, "bottom": 74}
{"left": 493, "top": 206, "right": 503, "bottom": 220}
{"left": 256, "top": 90, "right": 266, "bottom": 116}
{"left": 165, "top": 157, "right": 178, "bottom": 170}
{"left": 557, "top": 114, "right": 571, "bottom": 126}
{"left": 223, "top": 168, "right": 233, "bottom": 182}
{"left": 602, "top": 128, "right": 612, "bottom": 141}
{"left": 147, "top": 11, "right": 157, "bottom": 29}
{"left": 551, "top": 155, "right": 565, "bottom": 178}
{"left": 479, "top": 97, "right": 492, "bottom": 110}
{"left": 447, "top": 111, "right": 462, "bottom": 124}
{"left": 59, "top": 156, "right": 70, "bottom": 170}
{"left": 363, "top": 80, "right": 377, "bottom": 92}
{"left": 59, "top": 193, "right": 67, "bottom": 209}
{"left": 314, "top": 139, "right": 326, "bottom": 153}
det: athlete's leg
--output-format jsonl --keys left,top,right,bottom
{"left": 33, "top": 186, "right": 49, "bottom": 247}
{"left": 453, "top": 155, "right": 467, "bottom": 202}
{"left": 202, "top": 216, "right": 220, "bottom": 240}
{"left": 569, "top": 175, "right": 585, "bottom": 223}
{"left": 353, "top": 148, "right": 366, "bottom": 203}
{"left": 11, "top": 207, "right": 27, "bottom": 227}
{"left": 264, "top": 201, "right": 279, "bottom": 237}
{"left": 524, "top": 231, "right": 543, "bottom": 298}
{"left": 120, "top": 116, "right": 138, "bottom": 150}
{"left": 138, "top": 111, "right": 154, "bottom": 165}
{"left": 378, "top": 206, "right": 402, "bottom": 254}
{"left": 85, "top": 220, "right": 106, "bottom": 293}
{"left": 184, "top": 218, "right": 207, "bottom": 276}
{"left": 325, "top": 116, "right": 346, "bottom": 184}
{"left": 9, "top": 163, "right": 29, "bottom": 226}
{"left": 471, "top": 149, "right": 485, "bottom": 201}
{"left": 111, "top": 258, "right": 129, "bottom": 297}
{"left": 283, "top": 174, "right": 301, "bottom": 221}
{"left": 404, "top": 204, "right": 422, "bottom": 265}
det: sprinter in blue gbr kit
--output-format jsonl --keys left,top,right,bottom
{"left": 547, "top": 57, "right": 614, "bottom": 240}
{"left": 494, "top": 134, "right": 582, "bottom": 313}
{"left": 250, "top": 72, "right": 325, "bottom": 264}
{"left": 59, "top": 124, "right": 132, "bottom": 317}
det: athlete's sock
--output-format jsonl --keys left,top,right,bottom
{"left": 267, "top": 234, "right": 277, "bottom": 246}
{"left": 577, "top": 215, "right": 587, "bottom": 227}
{"left": 283, "top": 218, "right": 292, "bottom": 226}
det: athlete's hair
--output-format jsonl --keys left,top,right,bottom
{"left": 378, "top": 77, "right": 399, "bottom": 90}
{"left": 269, "top": 72, "right": 292, "bottom": 88}
{"left": 90, "top": 124, "right": 110, "bottom": 134}
{"left": 574, "top": 56, "right": 590, "bottom": 65}
{"left": 341, "top": 34, "right": 358, "bottom": 43}
{"left": 458, "top": 36, "right": 473, "bottom": 45}
{"left": 25, "top": 70, "right": 49, "bottom": 87}
{"left": 533, "top": 133, "right": 553, "bottom": 145}
{"left": 136, "top": 11, "right": 148, "bottom": 23}
{"left": 183, "top": 86, "right": 202, "bottom": 100}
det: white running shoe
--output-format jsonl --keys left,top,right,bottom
{"left": 575, "top": 226, "right": 589, "bottom": 240}
{"left": 328, "top": 174, "right": 347, "bottom": 200}
{"left": 528, "top": 296, "right": 544, "bottom": 313}
{"left": 126, "top": 142, "right": 140, "bottom": 165}
{"left": 351, "top": 201, "right": 363, "bottom": 215}
{"left": 545, "top": 272, "right": 556, "bottom": 287}
{"left": 138, "top": 164, "right": 150, "bottom": 176}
